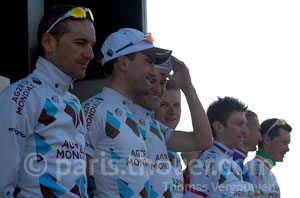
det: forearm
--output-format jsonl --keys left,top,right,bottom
{"left": 183, "top": 84, "right": 212, "bottom": 150}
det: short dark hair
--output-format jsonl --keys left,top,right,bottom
{"left": 246, "top": 110, "right": 258, "bottom": 128}
{"left": 102, "top": 52, "right": 137, "bottom": 77}
{"left": 207, "top": 96, "right": 248, "bottom": 137}
{"left": 258, "top": 118, "right": 292, "bottom": 147}
{"left": 37, "top": 5, "right": 75, "bottom": 56}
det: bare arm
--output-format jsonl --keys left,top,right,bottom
{"left": 166, "top": 56, "right": 212, "bottom": 152}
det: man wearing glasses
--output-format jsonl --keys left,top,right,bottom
{"left": 0, "top": 5, "right": 96, "bottom": 197}
{"left": 246, "top": 118, "right": 292, "bottom": 198}
{"left": 82, "top": 28, "right": 172, "bottom": 197}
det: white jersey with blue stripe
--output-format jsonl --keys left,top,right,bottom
{"left": 0, "top": 57, "right": 87, "bottom": 197}
{"left": 131, "top": 103, "right": 174, "bottom": 198}
{"left": 83, "top": 88, "right": 150, "bottom": 198}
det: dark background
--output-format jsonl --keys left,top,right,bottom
{"left": 2, "top": 0, "right": 145, "bottom": 83}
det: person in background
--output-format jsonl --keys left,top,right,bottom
{"left": 233, "top": 110, "right": 262, "bottom": 182}
{"left": 0, "top": 5, "right": 96, "bottom": 197}
{"left": 180, "top": 151, "right": 202, "bottom": 194}
{"left": 83, "top": 28, "right": 172, "bottom": 197}
{"left": 246, "top": 118, "right": 292, "bottom": 198}
{"left": 185, "top": 96, "right": 254, "bottom": 198}
{"left": 131, "top": 56, "right": 212, "bottom": 197}
{"left": 154, "top": 81, "right": 184, "bottom": 197}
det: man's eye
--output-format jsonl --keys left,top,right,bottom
{"left": 160, "top": 103, "right": 167, "bottom": 107}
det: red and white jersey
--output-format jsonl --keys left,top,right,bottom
{"left": 83, "top": 88, "right": 149, "bottom": 198}
{"left": 0, "top": 57, "right": 87, "bottom": 198}
{"left": 185, "top": 141, "right": 254, "bottom": 198}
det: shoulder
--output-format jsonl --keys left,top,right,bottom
{"left": 154, "top": 120, "right": 174, "bottom": 133}
{"left": 82, "top": 94, "right": 105, "bottom": 116}
{"left": 194, "top": 149, "right": 219, "bottom": 168}
{"left": 0, "top": 75, "right": 47, "bottom": 114}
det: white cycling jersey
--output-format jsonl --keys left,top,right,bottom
{"left": 131, "top": 104, "right": 174, "bottom": 198}
{"left": 168, "top": 151, "right": 184, "bottom": 198}
{"left": 185, "top": 141, "right": 254, "bottom": 198}
{"left": 0, "top": 57, "right": 87, "bottom": 198}
{"left": 83, "top": 88, "right": 149, "bottom": 198}
{"left": 245, "top": 151, "right": 280, "bottom": 198}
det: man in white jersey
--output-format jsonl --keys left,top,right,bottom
{"left": 0, "top": 5, "right": 96, "bottom": 197}
{"left": 233, "top": 110, "right": 262, "bottom": 183}
{"left": 246, "top": 118, "right": 292, "bottom": 198}
{"left": 83, "top": 28, "right": 172, "bottom": 197}
{"left": 155, "top": 81, "right": 184, "bottom": 197}
{"left": 131, "top": 57, "right": 212, "bottom": 197}
{"left": 186, "top": 97, "right": 254, "bottom": 198}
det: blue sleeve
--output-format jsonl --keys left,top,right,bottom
{"left": 233, "top": 148, "right": 251, "bottom": 182}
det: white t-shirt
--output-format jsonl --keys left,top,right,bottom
{"left": 245, "top": 151, "right": 280, "bottom": 198}
{"left": 185, "top": 141, "right": 254, "bottom": 198}
{"left": 131, "top": 104, "right": 174, "bottom": 197}
{"left": 0, "top": 57, "right": 87, "bottom": 198}
{"left": 83, "top": 88, "right": 149, "bottom": 198}
{"left": 168, "top": 151, "right": 184, "bottom": 197}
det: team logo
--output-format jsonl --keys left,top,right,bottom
{"left": 139, "top": 119, "right": 146, "bottom": 126}
{"left": 115, "top": 108, "right": 123, "bottom": 117}
{"left": 51, "top": 95, "right": 59, "bottom": 103}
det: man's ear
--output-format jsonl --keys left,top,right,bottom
{"left": 117, "top": 56, "right": 129, "bottom": 72}
{"left": 262, "top": 134, "right": 271, "bottom": 146}
{"left": 41, "top": 32, "right": 57, "bottom": 53}
{"left": 213, "top": 121, "right": 223, "bottom": 136}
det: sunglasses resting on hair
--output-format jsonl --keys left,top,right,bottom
{"left": 46, "top": 7, "right": 94, "bottom": 33}
{"left": 265, "top": 119, "right": 286, "bottom": 134}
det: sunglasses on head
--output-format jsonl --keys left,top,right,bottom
{"left": 265, "top": 119, "right": 286, "bottom": 134}
{"left": 106, "top": 33, "right": 154, "bottom": 57}
{"left": 46, "top": 7, "right": 94, "bottom": 33}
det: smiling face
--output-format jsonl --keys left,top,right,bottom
{"left": 127, "top": 52, "right": 156, "bottom": 98}
{"left": 135, "top": 68, "right": 168, "bottom": 110}
{"left": 154, "top": 88, "right": 181, "bottom": 129}
{"left": 216, "top": 111, "right": 248, "bottom": 150}
{"left": 267, "top": 128, "right": 291, "bottom": 162}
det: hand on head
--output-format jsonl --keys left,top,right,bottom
{"left": 166, "top": 56, "right": 192, "bottom": 92}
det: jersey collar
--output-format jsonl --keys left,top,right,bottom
{"left": 130, "top": 103, "right": 154, "bottom": 119}
{"left": 213, "top": 141, "right": 234, "bottom": 158}
{"left": 101, "top": 87, "right": 133, "bottom": 110}
{"left": 33, "top": 57, "right": 73, "bottom": 95}
{"left": 255, "top": 151, "right": 276, "bottom": 170}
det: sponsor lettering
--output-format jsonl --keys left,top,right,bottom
{"left": 150, "top": 153, "right": 170, "bottom": 170}
{"left": 172, "top": 178, "right": 184, "bottom": 194}
{"left": 84, "top": 98, "right": 102, "bottom": 130}
{"left": 150, "top": 162, "right": 170, "bottom": 170}
{"left": 125, "top": 149, "right": 148, "bottom": 167}
{"left": 8, "top": 128, "right": 26, "bottom": 138}
{"left": 56, "top": 140, "right": 85, "bottom": 160}
{"left": 11, "top": 81, "right": 35, "bottom": 115}
{"left": 203, "top": 155, "right": 216, "bottom": 177}
{"left": 131, "top": 149, "right": 147, "bottom": 157}
{"left": 125, "top": 158, "right": 148, "bottom": 166}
